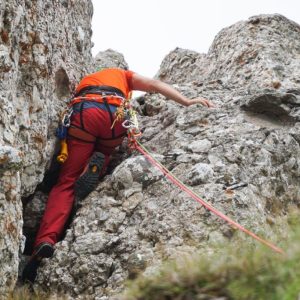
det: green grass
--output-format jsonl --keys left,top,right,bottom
{"left": 121, "top": 218, "right": 300, "bottom": 300}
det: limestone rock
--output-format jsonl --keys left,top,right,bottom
{"left": 206, "top": 14, "right": 300, "bottom": 91}
{"left": 156, "top": 48, "right": 208, "bottom": 84}
{"left": 33, "top": 14, "right": 300, "bottom": 299}
{"left": 1, "top": 7, "right": 300, "bottom": 300}
{"left": 0, "top": 0, "right": 93, "bottom": 296}
{"left": 157, "top": 14, "right": 300, "bottom": 93}
{"left": 187, "top": 163, "right": 214, "bottom": 185}
{"left": 93, "top": 49, "right": 129, "bottom": 72}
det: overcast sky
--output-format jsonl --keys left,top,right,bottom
{"left": 91, "top": 0, "right": 300, "bottom": 78}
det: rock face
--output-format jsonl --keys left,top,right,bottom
{"left": 156, "top": 48, "right": 207, "bottom": 84}
{"left": 157, "top": 14, "right": 300, "bottom": 92}
{"left": 0, "top": 0, "right": 93, "bottom": 297}
{"left": 29, "top": 14, "right": 300, "bottom": 299}
{"left": 93, "top": 49, "right": 129, "bottom": 72}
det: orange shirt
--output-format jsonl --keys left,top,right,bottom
{"left": 75, "top": 68, "right": 134, "bottom": 99}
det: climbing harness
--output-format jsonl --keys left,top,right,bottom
{"left": 127, "top": 137, "right": 284, "bottom": 255}
{"left": 69, "top": 85, "right": 126, "bottom": 107}
{"left": 67, "top": 85, "right": 141, "bottom": 150}
{"left": 56, "top": 85, "right": 137, "bottom": 163}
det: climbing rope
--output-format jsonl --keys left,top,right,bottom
{"left": 131, "top": 139, "right": 284, "bottom": 255}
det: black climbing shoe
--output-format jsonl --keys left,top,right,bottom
{"left": 21, "top": 258, "right": 41, "bottom": 285}
{"left": 74, "top": 152, "right": 105, "bottom": 199}
{"left": 33, "top": 242, "right": 55, "bottom": 259}
{"left": 21, "top": 242, "right": 54, "bottom": 284}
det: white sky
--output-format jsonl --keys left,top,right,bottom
{"left": 91, "top": 0, "right": 300, "bottom": 78}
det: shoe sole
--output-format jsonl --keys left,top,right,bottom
{"left": 21, "top": 243, "right": 54, "bottom": 284}
{"left": 75, "top": 152, "right": 105, "bottom": 199}
{"left": 21, "top": 259, "right": 41, "bottom": 284}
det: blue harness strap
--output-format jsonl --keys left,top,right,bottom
{"left": 72, "top": 102, "right": 118, "bottom": 114}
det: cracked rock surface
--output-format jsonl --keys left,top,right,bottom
{"left": 0, "top": 0, "right": 93, "bottom": 297}
{"left": 29, "top": 14, "right": 300, "bottom": 299}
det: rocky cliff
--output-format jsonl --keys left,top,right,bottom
{"left": 0, "top": 0, "right": 93, "bottom": 297}
{"left": 1, "top": 9, "right": 300, "bottom": 300}
{"left": 34, "top": 14, "right": 299, "bottom": 299}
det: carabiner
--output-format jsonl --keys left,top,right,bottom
{"left": 122, "top": 120, "right": 133, "bottom": 129}
{"left": 62, "top": 108, "right": 73, "bottom": 127}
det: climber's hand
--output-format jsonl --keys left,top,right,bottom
{"left": 188, "top": 98, "right": 216, "bottom": 108}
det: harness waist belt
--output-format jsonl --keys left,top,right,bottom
{"left": 69, "top": 85, "right": 125, "bottom": 107}
{"left": 72, "top": 102, "right": 118, "bottom": 114}
{"left": 74, "top": 85, "right": 125, "bottom": 98}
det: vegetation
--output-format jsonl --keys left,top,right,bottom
{"left": 121, "top": 217, "right": 300, "bottom": 300}
{"left": 8, "top": 285, "right": 67, "bottom": 300}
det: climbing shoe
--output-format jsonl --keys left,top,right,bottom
{"left": 74, "top": 151, "right": 105, "bottom": 199}
{"left": 21, "top": 258, "right": 41, "bottom": 285}
{"left": 21, "top": 242, "right": 54, "bottom": 284}
{"left": 32, "top": 242, "right": 55, "bottom": 259}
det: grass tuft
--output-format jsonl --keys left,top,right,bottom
{"left": 121, "top": 218, "right": 300, "bottom": 300}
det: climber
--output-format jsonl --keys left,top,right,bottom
{"left": 22, "top": 68, "right": 215, "bottom": 284}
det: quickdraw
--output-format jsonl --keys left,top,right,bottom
{"left": 56, "top": 107, "right": 73, "bottom": 164}
{"left": 111, "top": 98, "right": 142, "bottom": 149}
{"left": 61, "top": 107, "right": 73, "bottom": 128}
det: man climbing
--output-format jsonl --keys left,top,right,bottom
{"left": 22, "top": 68, "right": 215, "bottom": 284}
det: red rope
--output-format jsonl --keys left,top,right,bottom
{"left": 135, "top": 142, "right": 284, "bottom": 255}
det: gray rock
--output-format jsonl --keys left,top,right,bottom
{"left": 2, "top": 10, "right": 300, "bottom": 300}
{"left": 187, "top": 139, "right": 212, "bottom": 153}
{"left": 93, "top": 49, "right": 129, "bottom": 72}
{"left": 156, "top": 47, "right": 208, "bottom": 84}
{"left": 157, "top": 14, "right": 300, "bottom": 93}
{"left": 0, "top": 0, "right": 93, "bottom": 296}
{"left": 187, "top": 163, "right": 214, "bottom": 185}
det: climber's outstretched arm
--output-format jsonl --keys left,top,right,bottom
{"left": 131, "top": 73, "right": 215, "bottom": 108}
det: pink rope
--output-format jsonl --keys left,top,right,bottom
{"left": 135, "top": 143, "right": 284, "bottom": 255}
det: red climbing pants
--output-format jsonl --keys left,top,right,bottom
{"left": 34, "top": 105, "right": 126, "bottom": 247}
